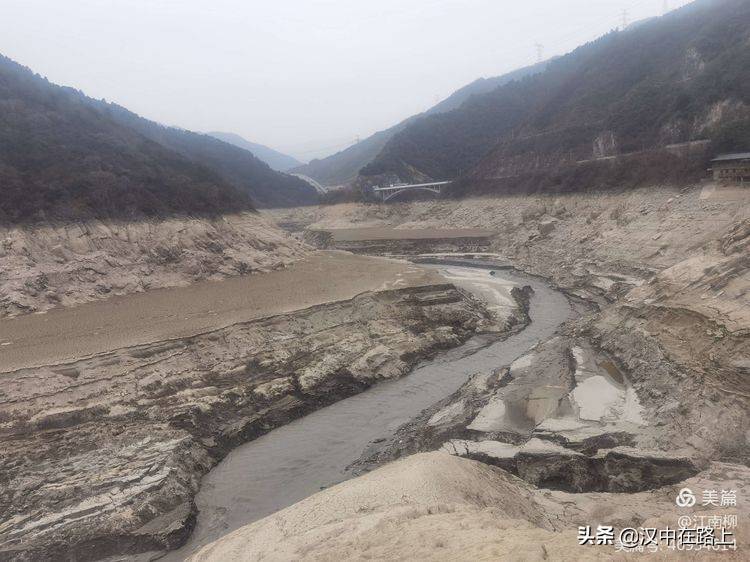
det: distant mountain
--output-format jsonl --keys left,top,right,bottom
{"left": 207, "top": 131, "right": 302, "bottom": 172}
{"left": 363, "top": 0, "right": 750, "bottom": 192}
{"left": 94, "top": 107, "right": 318, "bottom": 208}
{"left": 293, "top": 127, "right": 403, "bottom": 188}
{"left": 0, "top": 54, "right": 255, "bottom": 224}
{"left": 292, "top": 61, "right": 548, "bottom": 187}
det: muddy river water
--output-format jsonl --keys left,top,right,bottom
{"left": 161, "top": 263, "right": 574, "bottom": 560}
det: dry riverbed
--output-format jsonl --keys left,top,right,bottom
{"left": 3, "top": 181, "right": 747, "bottom": 560}
{"left": 0, "top": 252, "right": 526, "bottom": 560}
{"left": 0, "top": 251, "right": 444, "bottom": 371}
{"left": 226, "top": 183, "right": 750, "bottom": 559}
{"left": 0, "top": 213, "right": 308, "bottom": 317}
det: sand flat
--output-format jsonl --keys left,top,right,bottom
{"left": 0, "top": 251, "right": 443, "bottom": 372}
{"left": 327, "top": 227, "right": 495, "bottom": 241}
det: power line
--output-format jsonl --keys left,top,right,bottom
{"left": 535, "top": 43, "right": 544, "bottom": 63}
{"left": 522, "top": 0, "right": 653, "bottom": 64}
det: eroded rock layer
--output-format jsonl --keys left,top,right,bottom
{"left": 271, "top": 183, "right": 750, "bottom": 461}
{"left": 0, "top": 213, "right": 308, "bottom": 317}
{"left": 0, "top": 283, "right": 512, "bottom": 561}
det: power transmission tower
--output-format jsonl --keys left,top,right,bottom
{"left": 621, "top": 9, "right": 629, "bottom": 29}
{"left": 535, "top": 43, "right": 544, "bottom": 63}
{"left": 663, "top": 0, "right": 669, "bottom": 15}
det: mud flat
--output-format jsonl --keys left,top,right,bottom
{"left": 270, "top": 184, "right": 750, "bottom": 460}
{"left": 0, "top": 251, "right": 444, "bottom": 371}
{"left": 0, "top": 254, "right": 523, "bottom": 561}
{"left": 241, "top": 185, "right": 750, "bottom": 558}
{"left": 305, "top": 226, "right": 495, "bottom": 254}
{"left": 0, "top": 213, "right": 308, "bottom": 317}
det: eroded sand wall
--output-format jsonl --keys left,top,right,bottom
{"left": 0, "top": 212, "right": 308, "bottom": 316}
{"left": 270, "top": 184, "right": 750, "bottom": 459}
{"left": 0, "top": 283, "right": 512, "bottom": 560}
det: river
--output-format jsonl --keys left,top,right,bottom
{"left": 161, "top": 263, "right": 574, "bottom": 560}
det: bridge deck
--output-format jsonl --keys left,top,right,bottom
{"left": 372, "top": 181, "right": 452, "bottom": 192}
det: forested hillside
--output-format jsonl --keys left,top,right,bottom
{"left": 0, "top": 55, "right": 255, "bottom": 224}
{"left": 363, "top": 0, "right": 750, "bottom": 191}
{"left": 97, "top": 105, "right": 318, "bottom": 208}
{"left": 293, "top": 61, "right": 547, "bottom": 187}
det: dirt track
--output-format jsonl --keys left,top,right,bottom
{"left": 0, "top": 251, "right": 442, "bottom": 372}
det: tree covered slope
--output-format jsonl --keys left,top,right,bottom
{"left": 0, "top": 54, "right": 258, "bottom": 224}
{"left": 293, "top": 61, "right": 548, "bottom": 187}
{"left": 363, "top": 0, "right": 750, "bottom": 187}
{"left": 0, "top": 54, "right": 318, "bottom": 224}
{"left": 97, "top": 105, "right": 318, "bottom": 208}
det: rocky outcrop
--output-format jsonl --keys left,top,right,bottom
{"left": 352, "top": 333, "right": 704, "bottom": 494}
{"left": 444, "top": 439, "right": 700, "bottom": 493}
{"left": 270, "top": 183, "right": 750, "bottom": 461}
{"left": 353, "top": 337, "right": 649, "bottom": 471}
{"left": 0, "top": 213, "right": 308, "bottom": 317}
{"left": 0, "top": 283, "right": 506, "bottom": 561}
{"left": 304, "top": 227, "right": 495, "bottom": 255}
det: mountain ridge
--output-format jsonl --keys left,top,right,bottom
{"left": 362, "top": 0, "right": 750, "bottom": 194}
{"left": 0, "top": 54, "right": 256, "bottom": 224}
{"left": 207, "top": 131, "right": 303, "bottom": 172}
{"left": 292, "top": 60, "right": 548, "bottom": 187}
{"left": 94, "top": 103, "right": 318, "bottom": 208}
{"left": 0, "top": 53, "right": 319, "bottom": 220}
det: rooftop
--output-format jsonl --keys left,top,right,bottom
{"left": 711, "top": 153, "right": 750, "bottom": 162}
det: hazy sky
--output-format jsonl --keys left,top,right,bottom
{"left": 2, "top": 0, "right": 691, "bottom": 160}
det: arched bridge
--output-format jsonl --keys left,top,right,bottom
{"left": 372, "top": 181, "right": 452, "bottom": 202}
{"left": 291, "top": 173, "right": 328, "bottom": 195}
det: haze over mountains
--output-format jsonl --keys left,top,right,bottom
{"left": 2, "top": 2, "right": 749, "bottom": 561}
{"left": 363, "top": 0, "right": 750, "bottom": 194}
{"left": 207, "top": 132, "right": 303, "bottom": 173}
{"left": 293, "top": 60, "right": 549, "bottom": 187}
{"left": 294, "top": 0, "right": 748, "bottom": 198}
{"left": 0, "top": 55, "right": 248, "bottom": 223}
{"left": 2, "top": 0, "right": 747, "bottom": 222}
{"left": 93, "top": 103, "right": 318, "bottom": 209}
{"left": 0, "top": 54, "right": 318, "bottom": 223}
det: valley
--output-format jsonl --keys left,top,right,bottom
{"left": 1, "top": 180, "right": 746, "bottom": 561}
{"left": 1, "top": 0, "right": 748, "bottom": 559}
{"left": 0, "top": 251, "right": 520, "bottom": 560}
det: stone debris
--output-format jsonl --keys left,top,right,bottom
{"left": 0, "top": 282, "right": 520, "bottom": 560}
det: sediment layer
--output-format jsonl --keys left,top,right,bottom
{"left": 271, "top": 183, "right": 750, "bottom": 460}
{"left": 0, "top": 281, "right": 515, "bottom": 560}
{"left": 0, "top": 213, "right": 308, "bottom": 317}
{"left": 188, "top": 452, "right": 750, "bottom": 561}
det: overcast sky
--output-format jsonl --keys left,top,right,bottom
{"left": 2, "top": 0, "right": 691, "bottom": 160}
